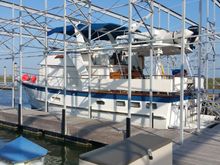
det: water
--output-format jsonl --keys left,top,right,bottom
{"left": 0, "top": 88, "right": 30, "bottom": 108}
{"left": 0, "top": 126, "right": 96, "bottom": 164}
{"left": 0, "top": 89, "right": 97, "bottom": 165}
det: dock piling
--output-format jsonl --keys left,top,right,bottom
{"left": 12, "top": 62, "right": 16, "bottom": 108}
{"left": 126, "top": 117, "right": 131, "bottom": 138}
{"left": 46, "top": 101, "right": 49, "bottom": 112}
{"left": 3, "top": 66, "right": 7, "bottom": 85}
{"left": 152, "top": 113, "right": 154, "bottom": 128}
{"left": 18, "top": 103, "right": 22, "bottom": 126}
{"left": 61, "top": 109, "right": 66, "bottom": 136}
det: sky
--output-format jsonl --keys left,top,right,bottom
{"left": 0, "top": 0, "right": 219, "bottom": 78}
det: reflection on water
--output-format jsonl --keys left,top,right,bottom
{"left": 0, "top": 89, "right": 97, "bottom": 165}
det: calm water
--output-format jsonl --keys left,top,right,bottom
{"left": 0, "top": 89, "right": 96, "bottom": 165}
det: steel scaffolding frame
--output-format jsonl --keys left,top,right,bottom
{"left": 0, "top": 0, "right": 219, "bottom": 143}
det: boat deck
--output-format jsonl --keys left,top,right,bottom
{"left": 0, "top": 108, "right": 219, "bottom": 164}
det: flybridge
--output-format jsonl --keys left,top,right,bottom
{"left": 46, "top": 22, "right": 198, "bottom": 56}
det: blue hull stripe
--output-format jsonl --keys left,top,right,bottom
{"left": 23, "top": 83, "right": 193, "bottom": 103}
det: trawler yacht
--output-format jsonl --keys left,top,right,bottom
{"left": 22, "top": 23, "right": 203, "bottom": 129}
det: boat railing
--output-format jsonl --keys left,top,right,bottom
{"left": 20, "top": 69, "right": 203, "bottom": 93}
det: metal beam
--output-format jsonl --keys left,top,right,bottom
{"left": 0, "top": 0, "right": 64, "bottom": 21}
{"left": 79, "top": 0, "right": 198, "bottom": 26}
{"left": 0, "top": 17, "right": 50, "bottom": 31}
{"left": 18, "top": 0, "right": 23, "bottom": 126}
{"left": 212, "top": 0, "right": 220, "bottom": 8}
{"left": 76, "top": 0, "right": 220, "bottom": 41}
{"left": 197, "top": 0, "right": 202, "bottom": 133}
{"left": 180, "top": 0, "right": 186, "bottom": 145}
{"left": 1, "top": 0, "right": 220, "bottom": 39}
{"left": 153, "top": 1, "right": 197, "bottom": 26}
{"left": 0, "top": 0, "right": 84, "bottom": 24}
{"left": 127, "top": 0, "right": 132, "bottom": 138}
{"left": 0, "top": 31, "right": 75, "bottom": 49}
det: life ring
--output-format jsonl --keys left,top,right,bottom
{"left": 22, "top": 74, "right": 30, "bottom": 81}
{"left": 30, "top": 75, "right": 37, "bottom": 83}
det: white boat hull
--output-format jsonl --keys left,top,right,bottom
{"left": 23, "top": 83, "right": 197, "bottom": 129}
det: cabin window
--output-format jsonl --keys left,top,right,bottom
{"left": 52, "top": 96, "right": 61, "bottom": 102}
{"left": 96, "top": 100, "right": 105, "bottom": 105}
{"left": 116, "top": 101, "right": 125, "bottom": 107}
{"left": 131, "top": 102, "right": 140, "bottom": 108}
{"left": 146, "top": 103, "right": 157, "bottom": 109}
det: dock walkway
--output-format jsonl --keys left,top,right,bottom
{"left": 0, "top": 108, "right": 220, "bottom": 164}
{"left": 0, "top": 108, "right": 186, "bottom": 145}
{"left": 173, "top": 123, "right": 220, "bottom": 165}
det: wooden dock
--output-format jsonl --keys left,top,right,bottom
{"left": 173, "top": 123, "right": 220, "bottom": 165}
{"left": 0, "top": 108, "right": 191, "bottom": 145}
{"left": 0, "top": 108, "right": 220, "bottom": 164}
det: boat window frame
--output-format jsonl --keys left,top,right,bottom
{"left": 96, "top": 100, "right": 105, "bottom": 105}
{"left": 131, "top": 102, "right": 141, "bottom": 108}
{"left": 116, "top": 101, "right": 126, "bottom": 107}
{"left": 146, "top": 103, "right": 157, "bottom": 109}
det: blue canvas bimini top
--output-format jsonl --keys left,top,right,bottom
{"left": 0, "top": 136, "right": 48, "bottom": 163}
{"left": 47, "top": 23, "right": 129, "bottom": 41}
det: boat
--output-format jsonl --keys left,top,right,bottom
{"left": 22, "top": 23, "right": 204, "bottom": 129}
{"left": 0, "top": 136, "right": 48, "bottom": 165}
